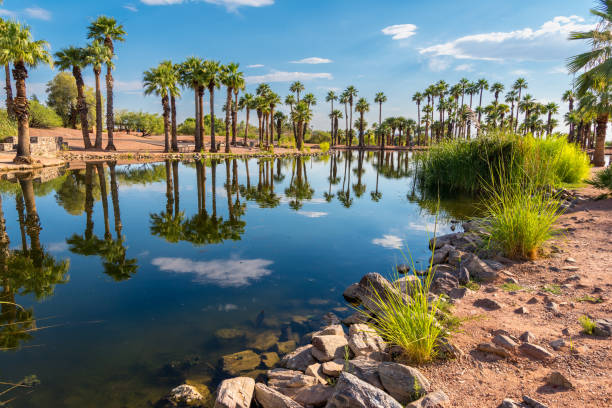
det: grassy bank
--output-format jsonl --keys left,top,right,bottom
{"left": 416, "top": 133, "right": 590, "bottom": 194}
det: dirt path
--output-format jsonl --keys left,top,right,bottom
{"left": 421, "top": 175, "right": 612, "bottom": 407}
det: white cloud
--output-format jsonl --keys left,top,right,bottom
{"left": 124, "top": 4, "right": 139, "bottom": 12}
{"left": 371, "top": 234, "right": 403, "bottom": 250}
{"left": 141, "top": 0, "right": 186, "bottom": 4}
{"left": 0, "top": 10, "right": 17, "bottom": 18}
{"left": 290, "top": 57, "right": 333, "bottom": 64}
{"left": 454, "top": 63, "right": 474, "bottom": 72}
{"left": 245, "top": 70, "right": 332, "bottom": 84}
{"left": 247, "top": 64, "right": 264, "bottom": 68}
{"left": 428, "top": 58, "right": 451, "bottom": 72}
{"left": 218, "top": 303, "right": 239, "bottom": 311}
{"left": 151, "top": 256, "right": 273, "bottom": 287}
{"left": 47, "top": 242, "right": 69, "bottom": 252}
{"left": 297, "top": 211, "right": 328, "bottom": 218}
{"left": 549, "top": 65, "right": 568, "bottom": 75}
{"left": 510, "top": 69, "right": 529, "bottom": 76}
{"left": 24, "top": 6, "right": 52, "bottom": 20}
{"left": 420, "top": 16, "right": 595, "bottom": 62}
{"left": 407, "top": 222, "right": 439, "bottom": 233}
{"left": 381, "top": 24, "right": 418, "bottom": 40}
{"left": 140, "top": 0, "right": 274, "bottom": 10}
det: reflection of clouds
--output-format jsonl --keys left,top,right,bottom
{"left": 151, "top": 257, "right": 273, "bottom": 287}
{"left": 47, "top": 242, "right": 69, "bottom": 252}
{"left": 219, "top": 304, "right": 239, "bottom": 312}
{"left": 371, "top": 234, "right": 403, "bottom": 249}
{"left": 297, "top": 211, "right": 328, "bottom": 218}
{"left": 278, "top": 194, "right": 326, "bottom": 205}
{"left": 408, "top": 222, "right": 439, "bottom": 233}
{"left": 124, "top": 184, "right": 167, "bottom": 193}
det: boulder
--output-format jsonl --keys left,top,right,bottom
{"left": 378, "top": 362, "right": 430, "bottom": 405}
{"left": 164, "top": 384, "right": 206, "bottom": 407}
{"left": 394, "top": 275, "right": 420, "bottom": 296}
{"left": 214, "top": 377, "right": 254, "bottom": 408}
{"left": 341, "top": 312, "right": 369, "bottom": 326}
{"left": 343, "top": 273, "right": 409, "bottom": 315}
{"left": 311, "top": 335, "right": 349, "bottom": 362}
{"left": 474, "top": 298, "right": 502, "bottom": 311}
{"left": 254, "top": 383, "right": 303, "bottom": 408}
{"left": 429, "top": 233, "right": 461, "bottom": 250}
{"left": 322, "top": 360, "right": 344, "bottom": 377}
{"left": 343, "top": 283, "right": 361, "bottom": 304}
{"left": 430, "top": 269, "right": 459, "bottom": 296}
{"left": 280, "top": 345, "right": 317, "bottom": 372}
{"left": 306, "top": 363, "right": 328, "bottom": 384}
{"left": 275, "top": 384, "right": 334, "bottom": 407}
{"left": 519, "top": 343, "right": 553, "bottom": 360}
{"left": 325, "top": 372, "right": 402, "bottom": 408}
{"left": 314, "top": 325, "right": 346, "bottom": 337}
{"left": 447, "top": 248, "right": 465, "bottom": 267}
{"left": 405, "top": 391, "right": 450, "bottom": 408}
{"left": 347, "top": 324, "right": 386, "bottom": 358}
{"left": 344, "top": 358, "right": 383, "bottom": 389}
{"left": 431, "top": 244, "right": 454, "bottom": 265}
{"left": 221, "top": 350, "right": 261, "bottom": 376}
{"left": 593, "top": 318, "right": 612, "bottom": 337}
{"left": 545, "top": 371, "right": 573, "bottom": 389}
{"left": 267, "top": 368, "right": 318, "bottom": 388}
{"left": 477, "top": 343, "right": 511, "bottom": 358}
{"left": 462, "top": 254, "right": 498, "bottom": 282}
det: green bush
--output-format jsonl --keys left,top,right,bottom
{"left": 587, "top": 166, "right": 612, "bottom": 193}
{"left": 178, "top": 118, "right": 196, "bottom": 135}
{"left": 0, "top": 109, "right": 17, "bottom": 140}
{"left": 579, "top": 315, "right": 596, "bottom": 335}
{"left": 319, "top": 142, "right": 330, "bottom": 153}
{"left": 416, "top": 133, "right": 591, "bottom": 194}
{"left": 29, "top": 99, "right": 63, "bottom": 129}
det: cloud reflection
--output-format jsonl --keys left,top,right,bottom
{"left": 371, "top": 234, "right": 403, "bottom": 249}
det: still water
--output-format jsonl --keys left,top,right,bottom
{"left": 0, "top": 151, "right": 474, "bottom": 407}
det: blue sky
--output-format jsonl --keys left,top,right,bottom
{"left": 0, "top": 0, "right": 598, "bottom": 130}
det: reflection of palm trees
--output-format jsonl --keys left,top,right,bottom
{"left": 284, "top": 156, "right": 313, "bottom": 210}
{"left": 337, "top": 151, "right": 353, "bottom": 208}
{"left": 352, "top": 150, "right": 366, "bottom": 198}
{"left": 370, "top": 150, "right": 383, "bottom": 202}
{"left": 150, "top": 160, "right": 185, "bottom": 243}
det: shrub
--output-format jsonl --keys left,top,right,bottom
{"left": 29, "top": 99, "right": 63, "bottom": 128}
{"left": 587, "top": 166, "right": 612, "bottom": 193}
{"left": 0, "top": 109, "right": 17, "bottom": 140}
{"left": 178, "top": 118, "right": 196, "bottom": 135}
{"left": 319, "top": 142, "right": 330, "bottom": 153}
{"left": 579, "top": 315, "right": 596, "bottom": 335}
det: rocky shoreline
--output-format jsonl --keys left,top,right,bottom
{"left": 153, "top": 187, "right": 611, "bottom": 408}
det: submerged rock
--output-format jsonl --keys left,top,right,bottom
{"left": 214, "top": 328, "right": 248, "bottom": 341}
{"left": 276, "top": 340, "right": 298, "bottom": 355}
{"left": 220, "top": 350, "right": 261, "bottom": 376}
{"left": 248, "top": 331, "right": 280, "bottom": 351}
{"left": 262, "top": 352, "right": 281, "bottom": 368}
{"left": 214, "top": 377, "right": 254, "bottom": 408}
{"left": 159, "top": 384, "right": 206, "bottom": 407}
{"left": 325, "top": 372, "right": 402, "bottom": 408}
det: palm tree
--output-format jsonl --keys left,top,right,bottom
{"left": 412, "top": 92, "right": 423, "bottom": 145}
{"left": 290, "top": 81, "right": 304, "bottom": 102}
{"left": 285, "top": 94, "right": 296, "bottom": 144}
{"left": 255, "top": 95, "right": 266, "bottom": 146}
{"left": 143, "top": 62, "right": 178, "bottom": 153}
{"left": 202, "top": 60, "right": 221, "bottom": 152}
{"left": 169, "top": 62, "right": 181, "bottom": 152}
{"left": 85, "top": 41, "right": 110, "bottom": 149}
{"left": 292, "top": 101, "right": 311, "bottom": 150}
{"left": 374, "top": 92, "right": 387, "bottom": 148}
{"left": 476, "top": 79, "right": 489, "bottom": 134}
{"left": 87, "top": 16, "right": 126, "bottom": 151}
{"left": 179, "top": 57, "right": 206, "bottom": 151}
{"left": 519, "top": 94, "right": 535, "bottom": 134}
{"left": 0, "top": 18, "right": 15, "bottom": 120}
{"left": 578, "top": 84, "right": 612, "bottom": 166}
{"left": 355, "top": 97, "right": 369, "bottom": 148}
{"left": 267, "top": 92, "right": 281, "bottom": 147}
{"left": 491, "top": 82, "right": 505, "bottom": 104}
{"left": 239, "top": 93, "right": 254, "bottom": 146}
{"left": 221, "top": 62, "right": 241, "bottom": 153}
{"left": 544, "top": 102, "right": 559, "bottom": 136}
{"left": 562, "top": 90, "right": 576, "bottom": 140}
{"left": 326, "top": 90, "right": 337, "bottom": 143}
{"left": 302, "top": 93, "right": 316, "bottom": 142}
{"left": 344, "top": 86, "right": 358, "bottom": 147}
{"left": 513, "top": 78, "right": 528, "bottom": 132}
{"left": 504, "top": 90, "right": 518, "bottom": 130}
{"left": 274, "top": 111, "right": 285, "bottom": 143}
{"left": 329, "top": 109, "right": 342, "bottom": 146}
{"left": 339, "top": 91, "right": 350, "bottom": 146}
{"left": 231, "top": 69, "right": 245, "bottom": 147}
{"left": 3, "top": 22, "right": 53, "bottom": 164}
{"left": 55, "top": 46, "right": 93, "bottom": 149}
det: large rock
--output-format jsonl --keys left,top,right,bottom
{"left": 214, "top": 377, "right": 254, "bottom": 408}
{"left": 313, "top": 325, "right": 346, "bottom": 337}
{"left": 322, "top": 361, "right": 344, "bottom": 377}
{"left": 477, "top": 343, "right": 511, "bottom": 358}
{"left": 431, "top": 244, "right": 454, "bottom": 265}
{"left": 280, "top": 345, "right": 317, "bottom": 372}
{"left": 430, "top": 268, "right": 459, "bottom": 296}
{"left": 405, "top": 391, "right": 450, "bottom": 408}
{"left": 462, "top": 254, "right": 498, "bottom": 282}
{"left": 306, "top": 363, "right": 328, "bottom": 384}
{"left": 254, "top": 383, "right": 303, "bottom": 408}
{"left": 519, "top": 343, "right": 553, "bottom": 360}
{"left": 164, "top": 384, "right": 206, "bottom": 407}
{"left": 593, "top": 318, "right": 612, "bottom": 337}
{"left": 429, "top": 233, "right": 462, "bottom": 250}
{"left": 267, "top": 368, "right": 318, "bottom": 389}
{"left": 394, "top": 275, "right": 420, "bottom": 296}
{"left": 347, "top": 324, "right": 386, "bottom": 359}
{"left": 311, "top": 335, "right": 349, "bottom": 362}
{"left": 342, "top": 273, "right": 409, "bottom": 315}
{"left": 344, "top": 358, "right": 383, "bottom": 389}
{"left": 221, "top": 350, "right": 261, "bottom": 376}
{"left": 378, "top": 362, "right": 430, "bottom": 405}
{"left": 325, "top": 372, "right": 402, "bottom": 408}
{"left": 275, "top": 384, "right": 334, "bottom": 407}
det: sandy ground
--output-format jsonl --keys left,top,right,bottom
{"left": 421, "top": 172, "right": 612, "bottom": 407}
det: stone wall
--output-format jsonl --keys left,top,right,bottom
{"left": 0, "top": 136, "right": 63, "bottom": 155}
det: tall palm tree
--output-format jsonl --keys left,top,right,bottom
{"left": 562, "top": 90, "right": 576, "bottom": 140}
{"left": 202, "top": 60, "right": 221, "bottom": 152}
{"left": 292, "top": 101, "right": 311, "bottom": 150}
{"left": 231, "top": 69, "right": 245, "bottom": 147}
{"left": 0, "top": 18, "right": 15, "bottom": 119}
{"left": 578, "top": 84, "right": 611, "bottom": 166}
{"left": 3, "top": 22, "right": 53, "bottom": 164}
{"left": 513, "top": 78, "right": 528, "bottom": 132}
{"left": 355, "top": 97, "right": 369, "bottom": 148}
{"left": 179, "top": 57, "right": 206, "bottom": 151}
{"left": 85, "top": 40, "right": 110, "bottom": 149}
{"left": 544, "top": 102, "right": 559, "bottom": 136}
{"left": 239, "top": 92, "right": 254, "bottom": 146}
{"left": 290, "top": 81, "right": 304, "bottom": 102}
{"left": 412, "top": 92, "right": 423, "bottom": 145}
{"left": 221, "top": 62, "right": 241, "bottom": 153}
{"left": 374, "top": 92, "right": 387, "bottom": 148}
{"left": 330, "top": 109, "right": 342, "bottom": 146}
{"left": 87, "top": 16, "right": 126, "bottom": 151}
{"left": 169, "top": 62, "right": 181, "bottom": 152}
{"left": 143, "top": 62, "right": 178, "bottom": 153}
{"left": 55, "top": 46, "right": 93, "bottom": 149}
{"left": 326, "top": 90, "right": 337, "bottom": 142}
{"left": 519, "top": 94, "right": 536, "bottom": 134}
{"left": 491, "top": 82, "right": 505, "bottom": 104}
{"left": 302, "top": 93, "right": 316, "bottom": 142}
{"left": 255, "top": 95, "right": 266, "bottom": 146}
{"left": 267, "top": 92, "right": 281, "bottom": 147}
{"left": 339, "top": 91, "right": 350, "bottom": 146}
{"left": 476, "top": 79, "right": 489, "bottom": 134}
{"left": 285, "top": 94, "right": 296, "bottom": 144}
{"left": 504, "top": 90, "right": 518, "bottom": 130}
{"left": 344, "top": 86, "right": 358, "bottom": 147}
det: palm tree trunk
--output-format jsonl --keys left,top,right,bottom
{"left": 194, "top": 86, "right": 201, "bottom": 151}
{"left": 12, "top": 61, "right": 32, "bottom": 164}
{"left": 344, "top": 103, "right": 349, "bottom": 147}
{"left": 4, "top": 64, "right": 14, "bottom": 120}
{"left": 199, "top": 86, "right": 205, "bottom": 151}
{"left": 349, "top": 101, "right": 353, "bottom": 147}
{"left": 515, "top": 89, "right": 522, "bottom": 133}
{"left": 94, "top": 69, "right": 103, "bottom": 149}
{"left": 74, "top": 66, "right": 92, "bottom": 150}
{"left": 108, "top": 161, "right": 122, "bottom": 238}
{"left": 105, "top": 65, "right": 116, "bottom": 151}
{"left": 172, "top": 160, "right": 180, "bottom": 216}
{"left": 209, "top": 86, "right": 217, "bottom": 153}
{"left": 594, "top": 114, "right": 607, "bottom": 167}
{"left": 232, "top": 91, "right": 238, "bottom": 146}
{"left": 171, "top": 94, "right": 178, "bottom": 152}
{"left": 225, "top": 87, "right": 232, "bottom": 153}
{"left": 162, "top": 95, "right": 170, "bottom": 153}
{"left": 244, "top": 108, "right": 250, "bottom": 146}
{"left": 96, "top": 164, "right": 111, "bottom": 240}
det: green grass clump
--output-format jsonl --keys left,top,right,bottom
{"left": 319, "top": 142, "right": 330, "bottom": 153}
{"left": 500, "top": 282, "right": 523, "bottom": 292}
{"left": 576, "top": 295, "right": 603, "bottom": 304}
{"left": 362, "top": 266, "right": 444, "bottom": 365}
{"left": 587, "top": 166, "right": 612, "bottom": 194}
{"left": 579, "top": 315, "right": 596, "bottom": 335}
{"left": 542, "top": 284, "right": 562, "bottom": 295}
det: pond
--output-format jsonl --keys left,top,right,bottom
{"left": 0, "top": 151, "right": 476, "bottom": 407}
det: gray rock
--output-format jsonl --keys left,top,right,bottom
{"left": 343, "top": 283, "right": 361, "bottom": 304}
{"left": 343, "top": 273, "right": 410, "bottom": 316}
{"left": 341, "top": 312, "right": 369, "bottom": 326}
{"left": 447, "top": 248, "right": 465, "bottom": 267}
{"left": 462, "top": 253, "right": 498, "bottom": 282}
{"left": 474, "top": 298, "right": 502, "bottom": 311}
{"left": 312, "top": 335, "right": 349, "bottom": 362}
{"left": 519, "top": 331, "right": 536, "bottom": 343}
{"left": 492, "top": 334, "right": 518, "bottom": 351}
{"left": 519, "top": 343, "right": 554, "bottom": 360}
{"left": 275, "top": 384, "right": 334, "bottom": 407}
{"left": 593, "top": 318, "right": 612, "bottom": 337}
{"left": 431, "top": 244, "right": 454, "bottom": 265}
{"left": 394, "top": 275, "right": 420, "bottom": 296}
{"left": 499, "top": 398, "right": 521, "bottom": 408}
{"left": 378, "top": 362, "right": 430, "bottom": 405}
{"left": 545, "top": 371, "right": 573, "bottom": 389}
{"left": 325, "top": 372, "right": 402, "bottom": 408}
{"left": 429, "top": 232, "right": 461, "bottom": 250}
{"left": 267, "top": 368, "right": 318, "bottom": 388}
{"left": 549, "top": 339, "right": 568, "bottom": 351}
{"left": 313, "top": 325, "right": 346, "bottom": 337}
{"left": 458, "top": 266, "right": 470, "bottom": 285}
{"left": 477, "top": 343, "right": 511, "bottom": 358}
{"left": 347, "top": 324, "right": 386, "bottom": 358}
{"left": 254, "top": 383, "right": 303, "bottom": 408}
{"left": 280, "top": 345, "right": 317, "bottom": 372}
{"left": 166, "top": 384, "right": 205, "bottom": 407}
{"left": 405, "top": 391, "right": 450, "bottom": 408}
{"left": 344, "top": 358, "right": 383, "bottom": 389}
{"left": 514, "top": 306, "right": 529, "bottom": 314}
{"left": 215, "top": 377, "right": 254, "bottom": 408}
{"left": 522, "top": 395, "right": 549, "bottom": 408}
